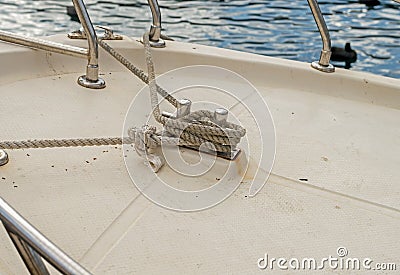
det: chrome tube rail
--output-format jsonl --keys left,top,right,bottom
{"left": 0, "top": 30, "right": 88, "bottom": 58}
{"left": 0, "top": 0, "right": 105, "bottom": 89}
{"left": 71, "top": 0, "right": 105, "bottom": 88}
{"left": 307, "top": 0, "right": 335, "bottom": 73}
{"left": 0, "top": 196, "right": 92, "bottom": 275}
{"left": 147, "top": 0, "right": 166, "bottom": 48}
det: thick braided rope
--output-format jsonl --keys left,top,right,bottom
{"left": 98, "top": 39, "right": 178, "bottom": 108}
{"left": 101, "top": 34, "right": 246, "bottom": 147}
{"left": 0, "top": 137, "right": 133, "bottom": 150}
{"left": 141, "top": 32, "right": 246, "bottom": 153}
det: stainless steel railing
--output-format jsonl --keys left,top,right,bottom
{"left": 148, "top": 0, "right": 335, "bottom": 70}
{"left": 0, "top": 0, "right": 105, "bottom": 89}
{"left": 0, "top": 196, "right": 91, "bottom": 275}
{"left": 307, "top": 0, "right": 399, "bottom": 73}
{"left": 146, "top": 0, "right": 166, "bottom": 47}
{"left": 72, "top": 0, "right": 105, "bottom": 89}
{"left": 307, "top": 0, "right": 335, "bottom": 73}
{"left": 0, "top": 30, "right": 88, "bottom": 58}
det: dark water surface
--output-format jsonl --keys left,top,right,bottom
{"left": 0, "top": 0, "right": 399, "bottom": 78}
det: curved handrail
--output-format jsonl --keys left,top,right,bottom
{"left": 0, "top": 196, "right": 91, "bottom": 275}
{"left": 72, "top": 0, "right": 106, "bottom": 88}
{"left": 0, "top": 30, "right": 88, "bottom": 58}
{"left": 307, "top": 0, "right": 335, "bottom": 73}
{"left": 0, "top": 0, "right": 105, "bottom": 89}
{"left": 72, "top": 0, "right": 98, "bottom": 68}
{"left": 148, "top": 0, "right": 162, "bottom": 41}
{"left": 147, "top": 0, "right": 166, "bottom": 47}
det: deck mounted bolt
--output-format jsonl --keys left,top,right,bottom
{"left": 0, "top": 150, "right": 9, "bottom": 166}
{"left": 162, "top": 98, "right": 192, "bottom": 119}
{"left": 176, "top": 99, "right": 192, "bottom": 118}
{"left": 213, "top": 108, "right": 228, "bottom": 125}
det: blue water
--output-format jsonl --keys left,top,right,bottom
{"left": 0, "top": 0, "right": 399, "bottom": 78}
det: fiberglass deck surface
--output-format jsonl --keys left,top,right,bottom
{"left": 0, "top": 37, "right": 399, "bottom": 274}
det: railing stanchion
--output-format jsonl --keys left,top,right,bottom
{"left": 146, "top": 0, "right": 166, "bottom": 48}
{"left": 72, "top": 0, "right": 106, "bottom": 88}
{"left": 307, "top": 0, "right": 335, "bottom": 73}
{"left": 7, "top": 230, "right": 50, "bottom": 275}
{"left": 0, "top": 196, "right": 92, "bottom": 275}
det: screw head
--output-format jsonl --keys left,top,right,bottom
{"left": 0, "top": 150, "right": 9, "bottom": 166}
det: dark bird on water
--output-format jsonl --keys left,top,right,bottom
{"left": 358, "top": 0, "right": 381, "bottom": 7}
{"left": 66, "top": 6, "right": 79, "bottom": 22}
{"left": 331, "top": 42, "right": 357, "bottom": 64}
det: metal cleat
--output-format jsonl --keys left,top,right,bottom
{"left": 68, "top": 25, "right": 123, "bottom": 40}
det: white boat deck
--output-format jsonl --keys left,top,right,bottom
{"left": 0, "top": 35, "right": 399, "bottom": 274}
